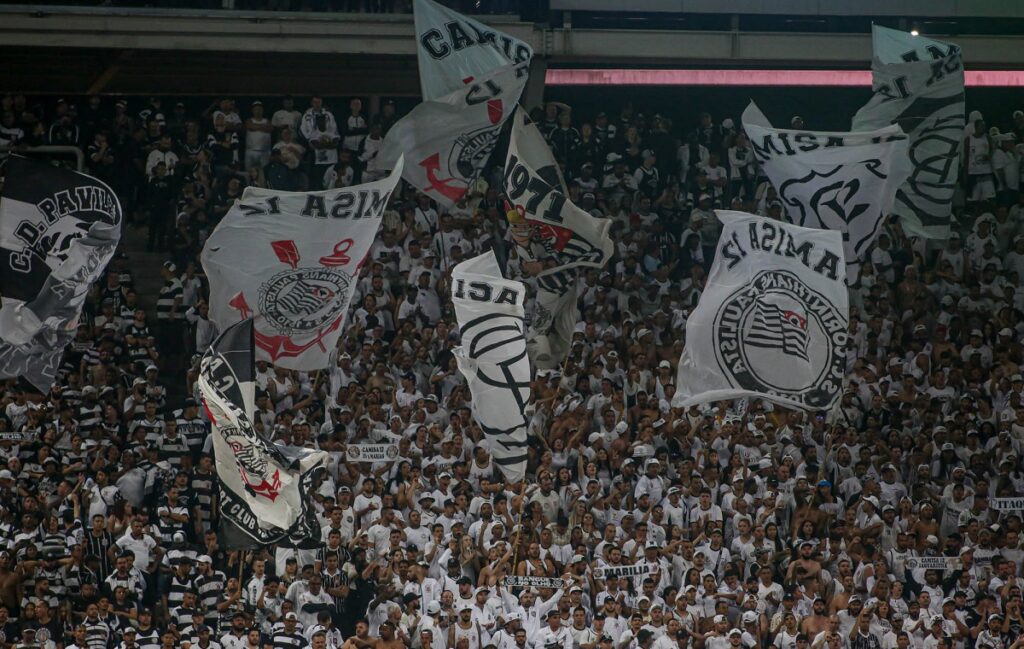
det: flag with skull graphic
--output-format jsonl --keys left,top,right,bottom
{"left": 0, "top": 156, "right": 122, "bottom": 391}
{"left": 673, "top": 211, "right": 849, "bottom": 412}
{"left": 742, "top": 102, "right": 911, "bottom": 280}
{"left": 201, "top": 158, "right": 403, "bottom": 371}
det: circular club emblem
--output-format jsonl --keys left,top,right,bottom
{"left": 385, "top": 445, "right": 400, "bottom": 460}
{"left": 347, "top": 446, "right": 361, "bottom": 460}
{"left": 449, "top": 125, "right": 501, "bottom": 178}
{"left": 713, "top": 269, "right": 846, "bottom": 408}
{"left": 258, "top": 267, "right": 352, "bottom": 335}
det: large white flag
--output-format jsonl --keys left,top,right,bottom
{"left": 852, "top": 26, "right": 965, "bottom": 240}
{"left": 673, "top": 211, "right": 848, "bottom": 411}
{"left": 382, "top": 64, "right": 525, "bottom": 208}
{"left": 198, "top": 319, "right": 328, "bottom": 548}
{"left": 414, "top": 0, "right": 532, "bottom": 101}
{"left": 201, "top": 159, "right": 403, "bottom": 370}
{"left": 742, "top": 102, "right": 911, "bottom": 278}
{"left": 451, "top": 251, "right": 530, "bottom": 482}
{"left": 503, "top": 110, "right": 614, "bottom": 368}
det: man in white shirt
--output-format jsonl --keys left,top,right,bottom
{"left": 271, "top": 95, "right": 302, "bottom": 133}
{"left": 244, "top": 101, "right": 273, "bottom": 170}
{"left": 296, "top": 575, "right": 334, "bottom": 630}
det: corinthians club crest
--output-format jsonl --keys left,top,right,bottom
{"left": 714, "top": 270, "right": 846, "bottom": 408}
{"left": 231, "top": 239, "right": 353, "bottom": 361}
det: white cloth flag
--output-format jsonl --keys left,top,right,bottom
{"left": 673, "top": 211, "right": 849, "bottom": 411}
{"left": 382, "top": 64, "right": 525, "bottom": 208}
{"left": 201, "top": 159, "right": 403, "bottom": 370}
{"left": 503, "top": 109, "right": 614, "bottom": 368}
{"left": 198, "top": 319, "right": 328, "bottom": 548}
{"left": 414, "top": 0, "right": 532, "bottom": 100}
{"left": 742, "top": 102, "right": 911, "bottom": 279}
{"left": 451, "top": 251, "right": 530, "bottom": 482}
{"left": 852, "top": 26, "right": 965, "bottom": 240}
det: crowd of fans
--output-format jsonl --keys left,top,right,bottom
{"left": 1, "top": 87, "right": 1024, "bottom": 649}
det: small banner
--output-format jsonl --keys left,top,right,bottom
{"left": 904, "top": 556, "right": 961, "bottom": 571}
{"left": 992, "top": 497, "right": 1024, "bottom": 511}
{"left": 345, "top": 444, "right": 400, "bottom": 462}
{"left": 593, "top": 563, "right": 658, "bottom": 580}
{"left": 503, "top": 575, "right": 571, "bottom": 589}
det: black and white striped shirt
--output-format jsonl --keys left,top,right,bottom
{"left": 157, "top": 278, "right": 184, "bottom": 320}
{"left": 271, "top": 630, "right": 306, "bottom": 649}
{"left": 165, "top": 575, "right": 194, "bottom": 610}
{"left": 177, "top": 415, "right": 208, "bottom": 454}
{"left": 196, "top": 570, "right": 226, "bottom": 628}
{"left": 157, "top": 434, "right": 189, "bottom": 469}
{"left": 190, "top": 470, "right": 215, "bottom": 526}
{"left": 77, "top": 403, "right": 103, "bottom": 431}
{"left": 83, "top": 616, "right": 111, "bottom": 649}
{"left": 84, "top": 530, "right": 114, "bottom": 581}
{"left": 135, "top": 626, "right": 161, "bottom": 649}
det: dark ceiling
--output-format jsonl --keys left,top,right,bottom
{"left": 0, "top": 47, "right": 422, "bottom": 96}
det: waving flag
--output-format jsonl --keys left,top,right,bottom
{"left": 852, "top": 26, "right": 965, "bottom": 240}
{"left": 201, "top": 159, "right": 403, "bottom": 370}
{"left": 673, "top": 211, "right": 849, "bottom": 412}
{"left": 382, "top": 64, "right": 525, "bottom": 208}
{"left": 199, "top": 319, "right": 328, "bottom": 549}
{"left": 503, "top": 109, "right": 614, "bottom": 368}
{"left": 414, "top": 0, "right": 532, "bottom": 100}
{"left": 0, "top": 156, "right": 122, "bottom": 391}
{"left": 451, "top": 251, "right": 530, "bottom": 482}
{"left": 742, "top": 102, "right": 911, "bottom": 279}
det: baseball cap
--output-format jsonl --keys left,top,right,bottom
{"left": 285, "top": 612, "right": 298, "bottom": 621}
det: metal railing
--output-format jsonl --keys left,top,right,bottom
{"left": 0, "top": 145, "right": 85, "bottom": 172}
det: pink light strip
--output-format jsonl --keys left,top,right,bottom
{"left": 545, "top": 69, "right": 1024, "bottom": 87}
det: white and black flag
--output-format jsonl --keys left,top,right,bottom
{"left": 451, "top": 251, "right": 530, "bottom": 482}
{"left": 201, "top": 160, "right": 403, "bottom": 371}
{"left": 673, "top": 211, "right": 849, "bottom": 412}
{"left": 852, "top": 26, "right": 965, "bottom": 240}
{"left": 742, "top": 102, "right": 912, "bottom": 279}
{"left": 413, "top": 0, "right": 532, "bottom": 101}
{"left": 382, "top": 65, "right": 525, "bottom": 208}
{"left": 0, "top": 156, "right": 122, "bottom": 391}
{"left": 198, "top": 319, "right": 328, "bottom": 549}
{"left": 503, "top": 110, "right": 614, "bottom": 368}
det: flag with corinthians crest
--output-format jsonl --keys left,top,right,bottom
{"left": 201, "top": 158, "right": 403, "bottom": 370}
{"left": 198, "top": 319, "right": 328, "bottom": 548}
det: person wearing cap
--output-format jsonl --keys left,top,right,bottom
{"left": 636, "top": 457, "right": 666, "bottom": 504}
{"left": 244, "top": 99, "right": 273, "bottom": 171}
{"left": 272, "top": 611, "right": 306, "bottom": 648}
{"left": 447, "top": 602, "right": 483, "bottom": 649}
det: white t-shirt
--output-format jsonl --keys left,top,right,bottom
{"left": 246, "top": 117, "right": 272, "bottom": 153}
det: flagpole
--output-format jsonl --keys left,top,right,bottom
{"left": 510, "top": 478, "right": 528, "bottom": 578}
